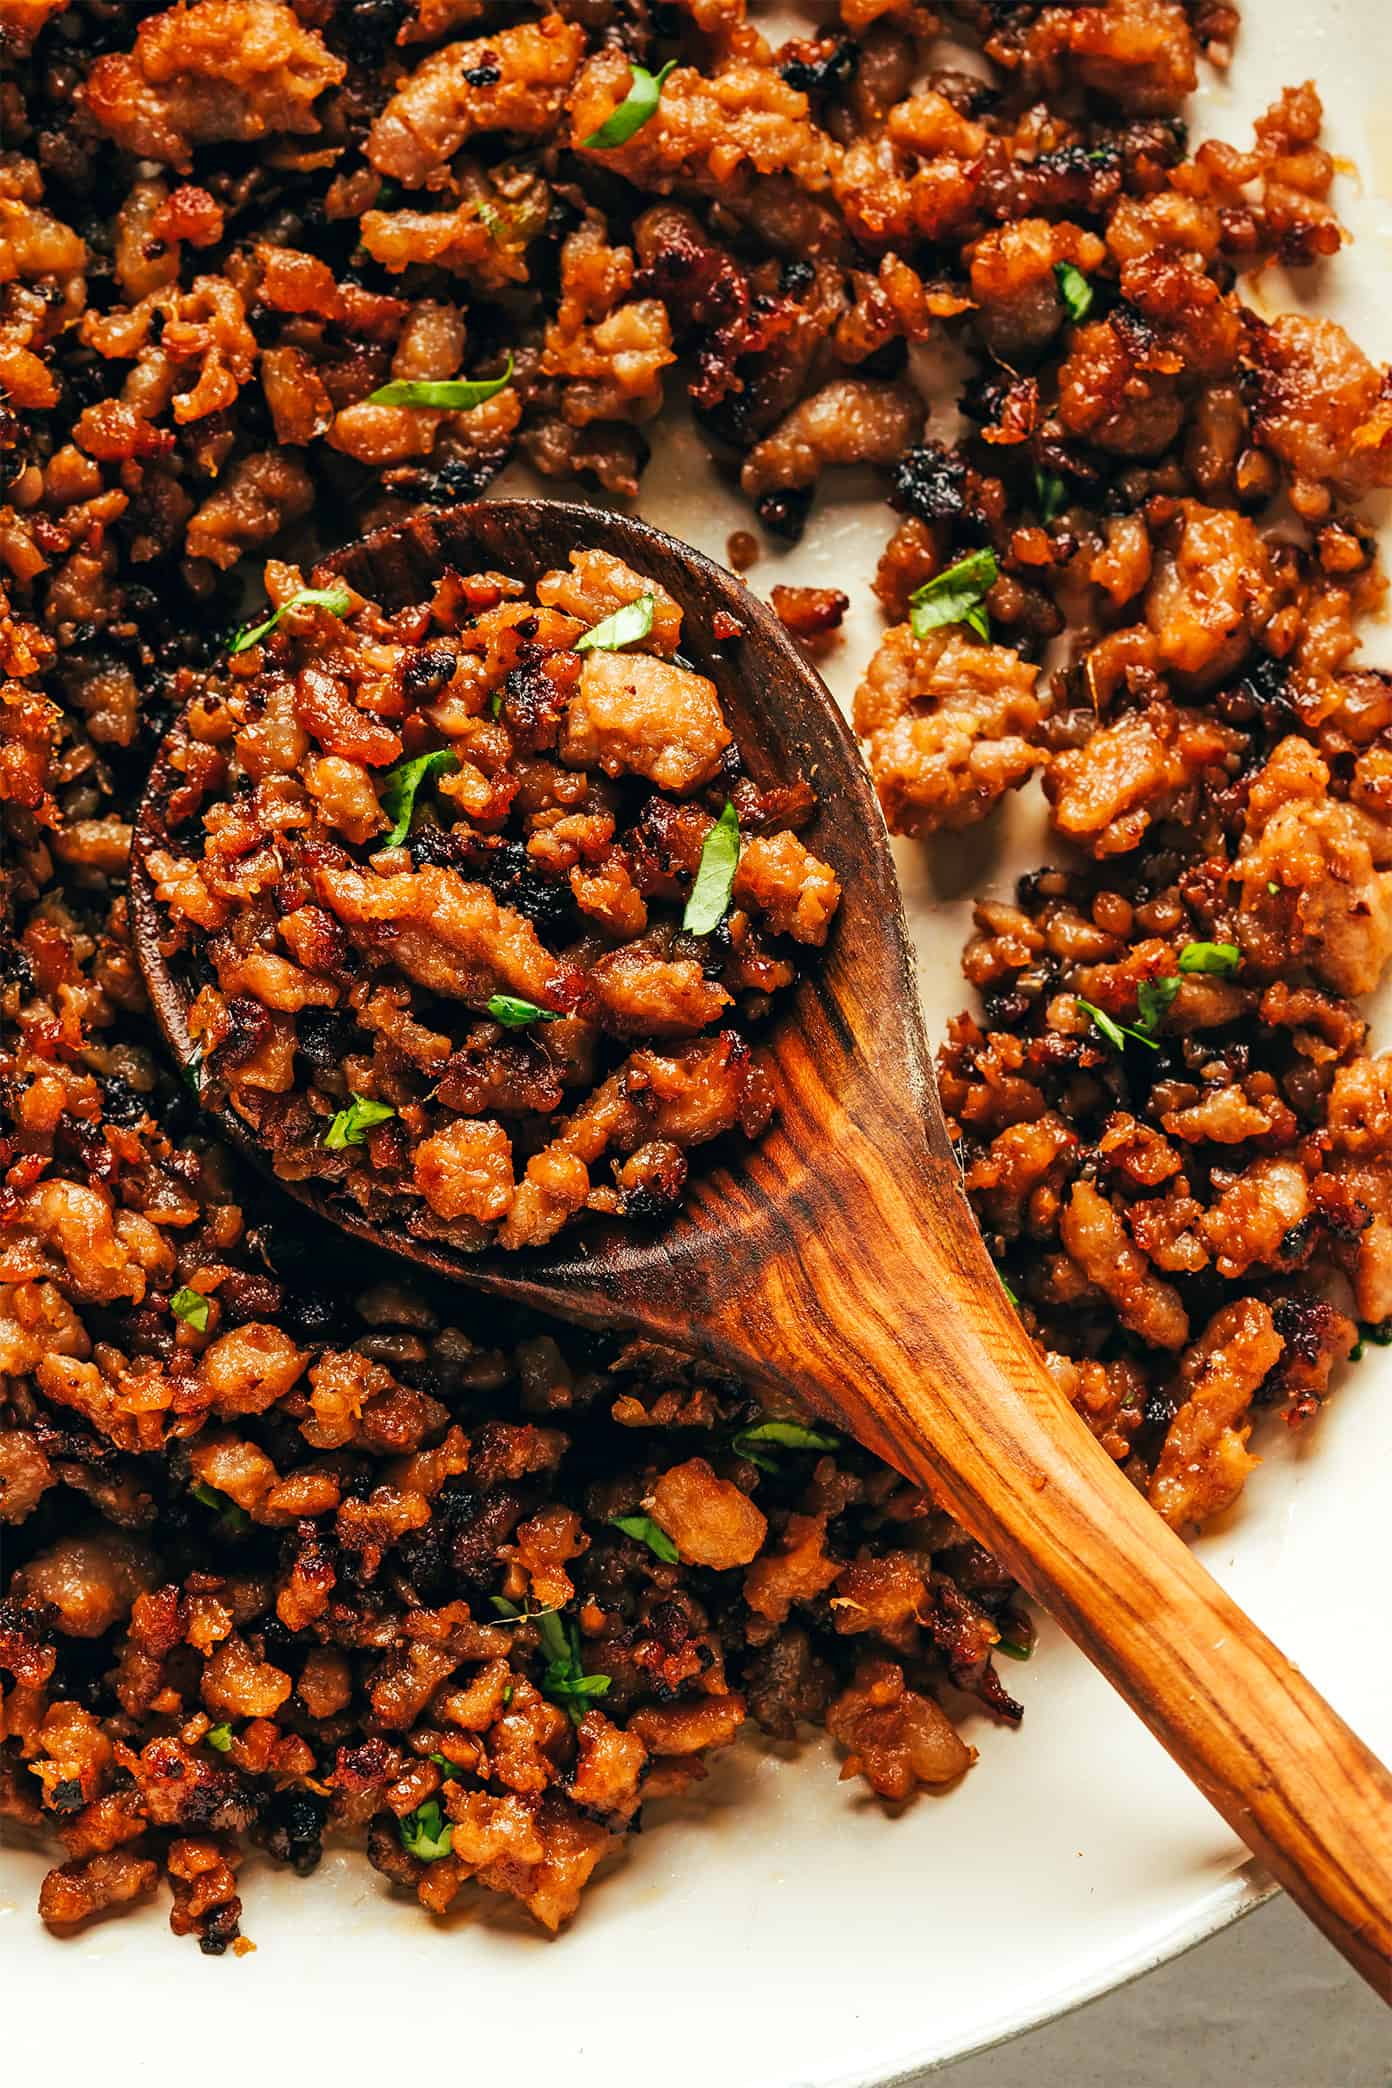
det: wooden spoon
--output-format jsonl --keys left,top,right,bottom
{"left": 132, "top": 499, "right": 1392, "bottom": 1998}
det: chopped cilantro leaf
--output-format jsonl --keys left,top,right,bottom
{"left": 609, "top": 1513, "right": 679, "bottom": 1563}
{"left": 170, "top": 1286, "right": 211, "bottom": 1333}
{"left": 575, "top": 593, "right": 654, "bottom": 654}
{"left": 909, "top": 547, "right": 998, "bottom": 643}
{"left": 732, "top": 1419, "right": 839, "bottom": 1472}
{"left": 399, "top": 1799, "right": 453, "bottom": 1861}
{"left": 191, "top": 1482, "right": 250, "bottom": 1534}
{"left": 229, "top": 584, "right": 351, "bottom": 657}
{"left": 1055, "top": 261, "right": 1094, "bottom": 322}
{"left": 1075, "top": 996, "right": 1158, "bottom": 1053}
{"left": 581, "top": 60, "right": 676, "bottom": 149}
{"left": 368, "top": 356, "right": 513, "bottom": 411}
{"left": 379, "top": 747, "right": 460, "bottom": 847}
{"left": 683, "top": 801, "right": 740, "bottom": 936}
{"left": 1178, "top": 940, "right": 1240, "bottom": 976}
{"left": 323, "top": 1094, "right": 396, "bottom": 1150}
{"left": 486, "top": 994, "right": 561, "bottom": 1028}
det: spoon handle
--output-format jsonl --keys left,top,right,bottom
{"left": 705, "top": 1154, "right": 1392, "bottom": 2000}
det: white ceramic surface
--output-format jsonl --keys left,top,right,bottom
{"left": 5, "top": 4, "right": 1392, "bottom": 2076}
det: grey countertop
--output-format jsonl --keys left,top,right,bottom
{"left": 933, "top": 1896, "right": 1388, "bottom": 2086}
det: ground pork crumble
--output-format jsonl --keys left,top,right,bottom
{"left": 1, "top": 0, "right": 1389, "bottom": 1957}
{"left": 138, "top": 546, "right": 839, "bottom": 1253}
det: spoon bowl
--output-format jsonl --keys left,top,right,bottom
{"left": 131, "top": 499, "right": 1392, "bottom": 1998}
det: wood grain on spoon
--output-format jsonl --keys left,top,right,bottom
{"left": 131, "top": 500, "right": 1392, "bottom": 1999}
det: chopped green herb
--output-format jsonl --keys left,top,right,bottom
{"left": 1178, "top": 940, "right": 1241, "bottom": 976}
{"left": 379, "top": 747, "right": 460, "bottom": 847}
{"left": 489, "top": 688, "right": 504, "bottom": 719}
{"left": 191, "top": 1482, "right": 250, "bottom": 1534}
{"left": 683, "top": 800, "right": 740, "bottom": 936}
{"left": 170, "top": 1286, "right": 211, "bottom": 1333}
{"left": 501, "top": 1684, "right": 513, "bottom": 1708}
{"left": 732, "top": 1419, "right": 839, "bottom": 1473}
{"left": 368, "top": 354, "right": 513, "bottom": 411}
{"left": 1267, "top": 881, "right": 1280, "bottom": 896}
{"left": 399, "top": 1799, "right": 453, "bottom": 1862}
{"left": 995, "top": 1267, "right": 1020, "bottom": 1309}
{"left": 488, "top": 1596, "right": 560, "bottom": 1624}
{"left": 205, "top": 1723, "right": 234, "bottom": 1752}
{"left": 575, "top": 592, "right": 655, "bottom": 654}
{"left": 428, "top": 1751, "right": 459, "bottom": 1779}
{"left": 909, "top": 546, "right": 998, "bottom": 643}
{"left": 474, "top": 200, "right": 507, "bottom": 242}
{"left": 1033, "top": 469, "right": 1067, "bottom": 524}
{"left": 229, "top": 583, "right": 352, "bottom": 657}
{"left": 486, "top": 994, "right": 561, "bottom": 1029}
{"left": 581, "top": 59, "right": 676, "bottom": 149}
{"left": 1135, "top": 974, "right": 1180, "bottom": 1035}
{"left": 1054, "top": 261, "right": 1094, "bottom": 323}
{"left": 535, "top": 1611, "right": 611, "bottom": 1725}
{"left": 323, "top": 1093, "right": 396, "bottom": 1150}
{"left": 1075, "top": 996, "right": 1158, "bottom": 1053}
{"left": 609, "top": 1513, "right": 679, "bottom": 1563}
{"left": 185, "top": 1046, "right": 204, "bottom": 1095}
{"left": 995, "top": 1637, "right": 1032, "bottom": 1662}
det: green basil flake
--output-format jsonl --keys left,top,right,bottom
{"left": 191, "top": 1482, "right": 250, "bottom": 1534}
{"left": 1134, "top": 974, "right": 1180, "bottom": 1036}
{"left": 399, "top": 1798, "right": 453, "bottom": 1862}
{"left": 1178, "top": 940, "right": 1241, "bottom": 976}
{"left": 908, "top": 547, "right": 998, "bottom": 643}
{"left": 380, "top": 747, "right": 459, "bottom": 847}
{"left": 229, "top": 583, "right": 352, "bottom": 657}
{"left": 487, "top": 994, "right": 561, "bottom": 1029}
{"left": 170, "top": 1286, "right": 211, "bottom": 1333}
{"left": 732, "top": 1418, "right": 839, "bottom": 1473}
{"left": 1075, "top": 996, "right": 1158, "bottom": 1054}
{"left": 683, "top": 800, "right": 740, "bottom": 936}
{"left": 1054, "top": 261, "right": 1094, "bottom": 323}
{"left": 1033, "top": 468, "right": 1066, "bottom": 524}
{"left": 368, "top": 354, "right": 513, "bottom": 411}
{"left": 575, "top": 592, "right": 655, "bottom": 655}
{"left": 537, "top": 1614, "right": 611, "bottom": 1726}
{"left": 609, "top": 1513, "right": 679, "bottom": 1564}
{"left": 323, "top": 1093, "right": 396, "bottom": 1150}
{"left": 488, "top": 1596, "right": 560, "bottom": 1625}
{"left": 206, "top": 1723, "right": 234, "bottom": 1752}
{"left": 581, "top": 59, "right": 676, "bottom": 149}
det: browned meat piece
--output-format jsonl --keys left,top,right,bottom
{"left": 1148, "top": 1300, "right": 1283, "bottom": 1530}
{"left": 1234, "top": 737, "right": 1392, "bottom": 997}
{"left": 1251, "top": 314, "right": 1392, "bottom": 518}
{"left": 649, "top": 1457, "right": 768, "bottom": 1567}
{"left": 367, "top": 17, "right": 586, "bottom": 187}
{"left": 854, "top": 623, "right": 1046, "bottom": 834}
{"left": 83, "top": 1, "right": 344, "bottom": 172}
{"left": 827, "top": 1658, "right": 973, "bottom": 1798}
{"left": 742, "top": 381, "right": 921, "bottom": 500}
{"left": 560, "top": 652, "right": 732, "bottom": 793}
{"left": 12, "top": 1529, "right": 159, "bottom": 1637}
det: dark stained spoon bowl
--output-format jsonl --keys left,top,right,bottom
{"left": 131, "top": 498, "right": 1392, "bottom": 1998}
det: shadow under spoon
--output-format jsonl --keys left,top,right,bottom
{"left": 131, "top": 498, "right": 1392, "bottom": 2000}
